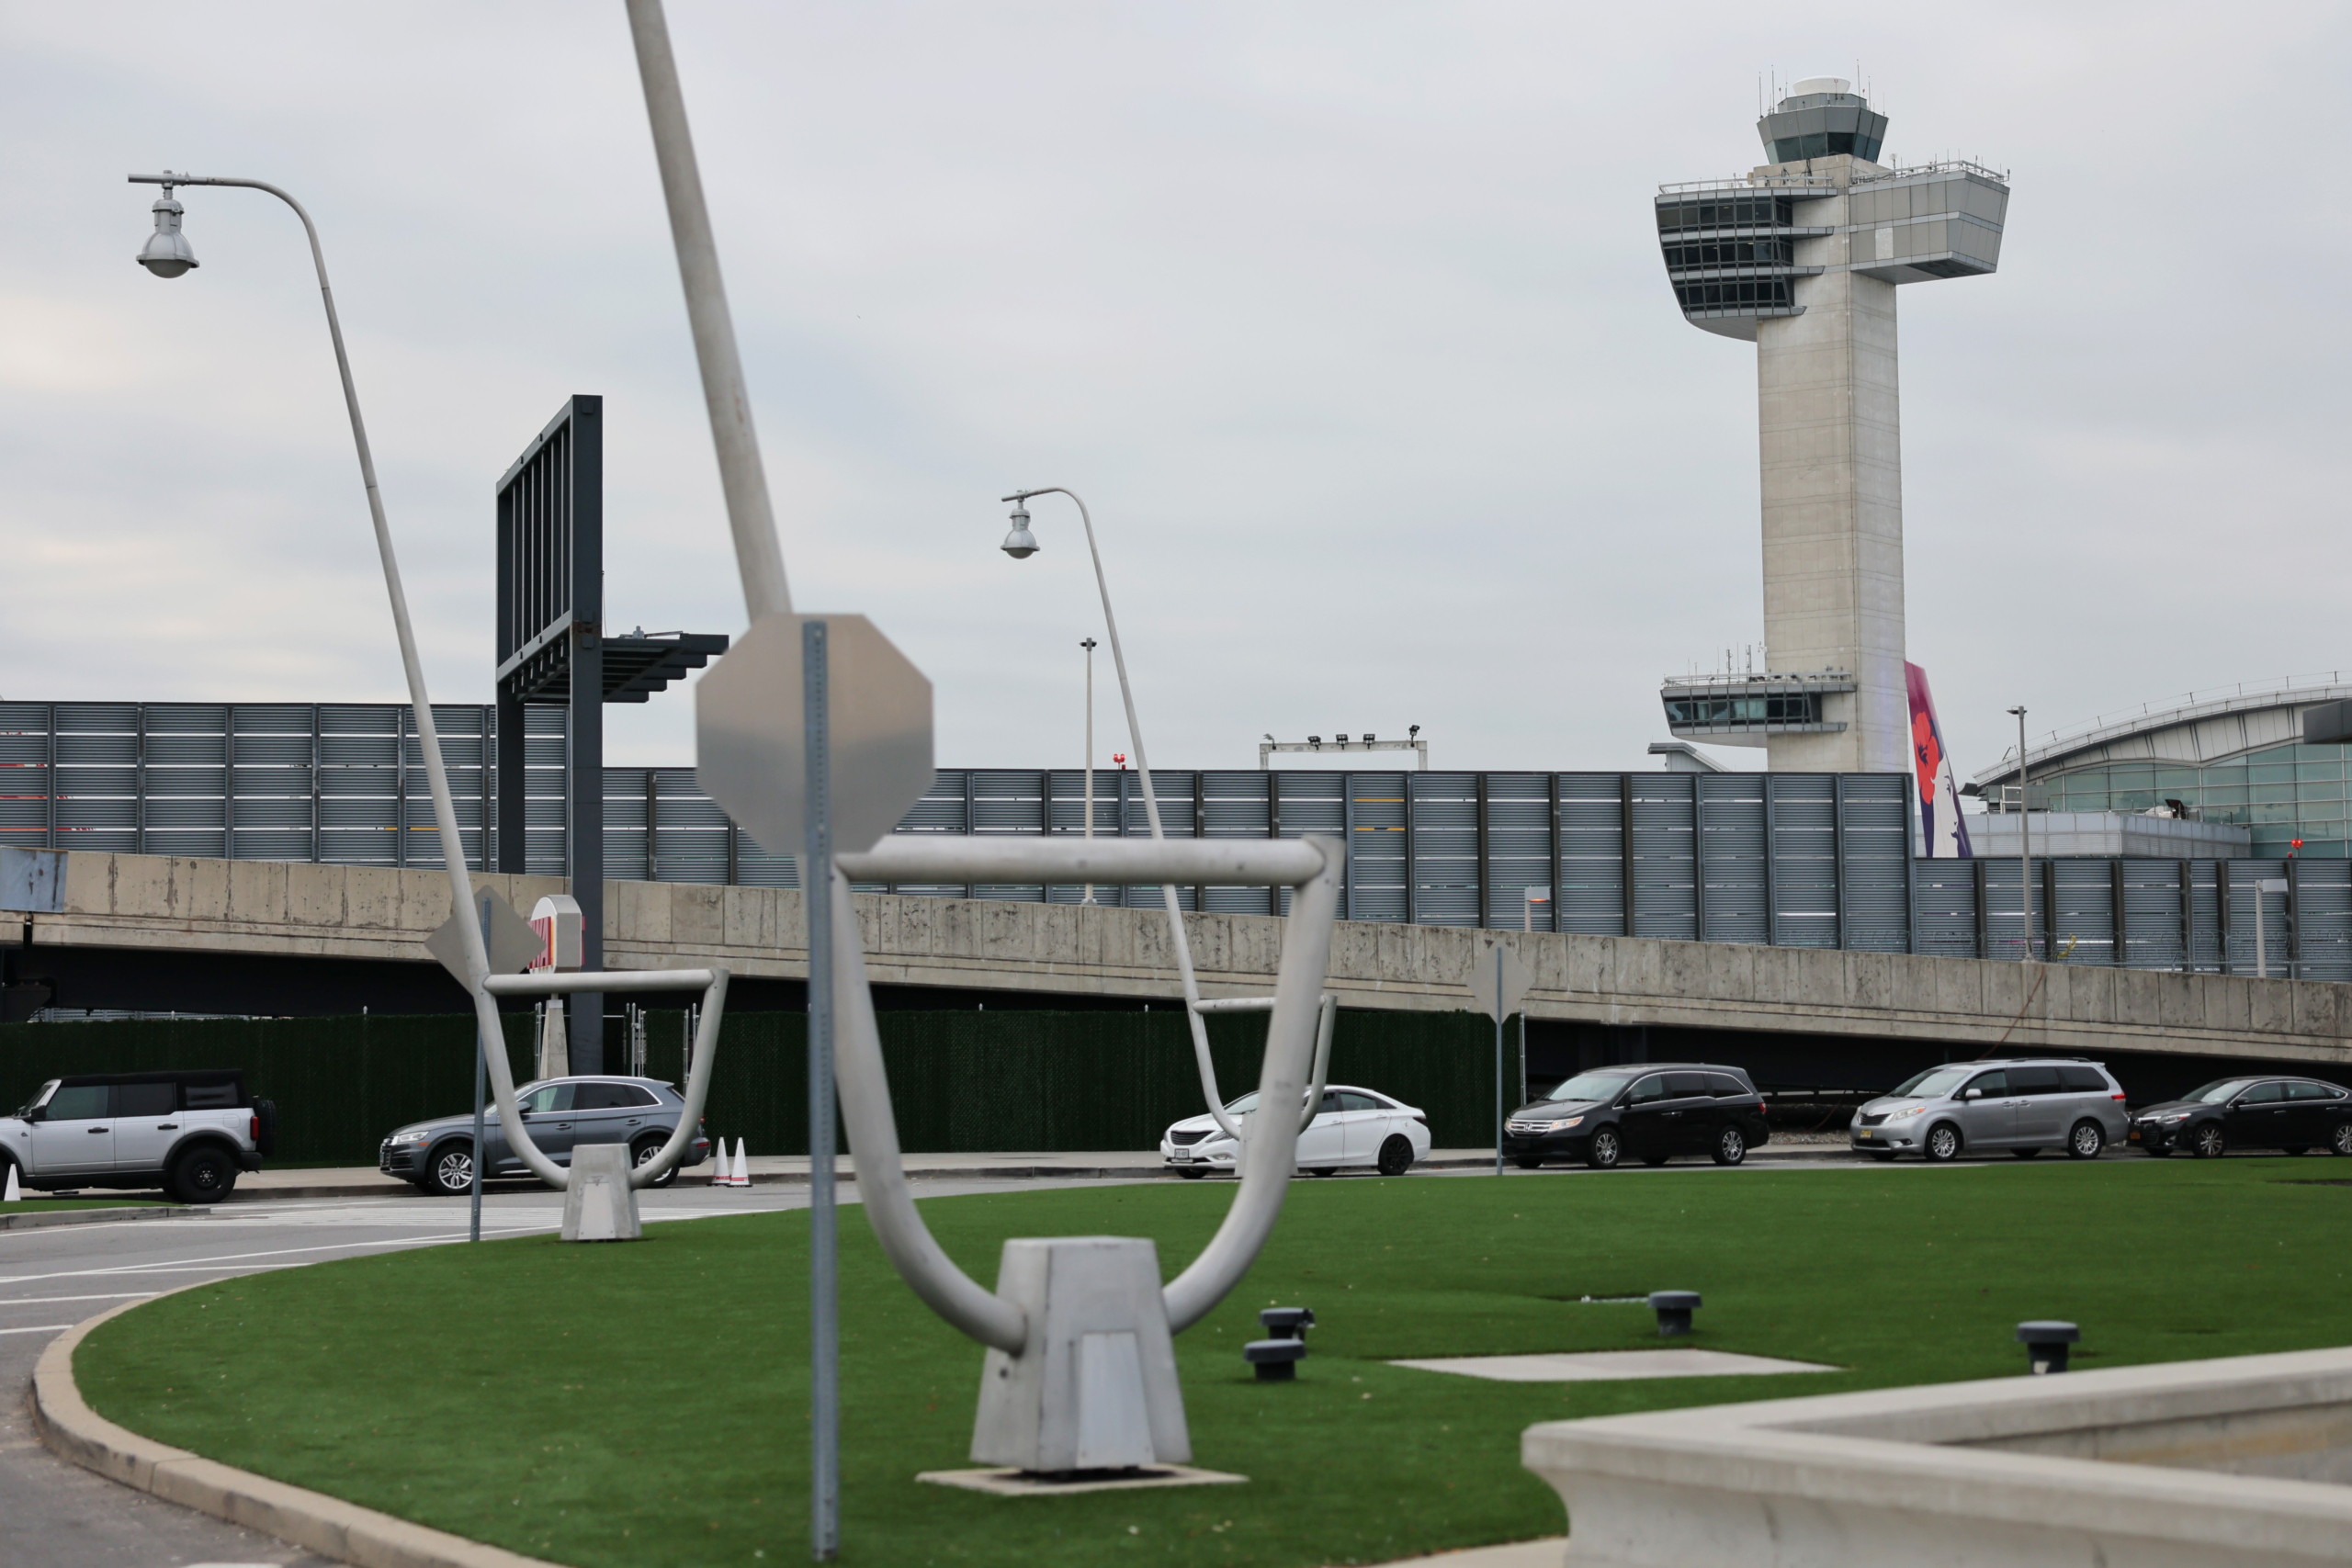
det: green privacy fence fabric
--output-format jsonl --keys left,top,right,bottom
{"left": 0, "top": 1008, "right": 1496, "bottom": 1166}
{"left": 0, "top": 1013, "right": 537, "bottom": 1167}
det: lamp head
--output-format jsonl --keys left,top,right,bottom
{"left": 1001, "top": 502, "right": 1038, "bottom": 559}
{"left": 137, "top": 184, "right": 198, "bottom": 278}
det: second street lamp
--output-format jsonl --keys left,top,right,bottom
{"left": 999, "top": 488, "right": 1243, "bottom": 1140}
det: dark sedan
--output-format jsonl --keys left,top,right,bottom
{"left": 2129, "top": 1076, "right": 2352, "bottom": 1159}
{"left": 380, "top": 1076, "right": 712, "bottom": 1195}
{"left": 1502, "top": 1064, "right": 1770, "bottom": 1169}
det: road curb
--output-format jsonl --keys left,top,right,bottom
{"left": 0, "top": 1204, "right": 200, "bottom": 1232}
{"left": 32, "top": 1295, "right": 565, "bottom": 1568}
{"left": 219, "top": 1145, "right": 1864, "bottom": 1204}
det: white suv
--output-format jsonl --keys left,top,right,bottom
{"left": 2, "top": 1071, "right": 274, "bottom": 1203}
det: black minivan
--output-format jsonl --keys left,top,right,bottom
{"left": 1502, "top": 1063, "right": 1770, "bottom": 1169}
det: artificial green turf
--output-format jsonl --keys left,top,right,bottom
{"left": 75, "top": 1160, "right": 2352, "bottom": 1568}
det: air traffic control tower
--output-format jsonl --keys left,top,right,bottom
{"left": 1656, "top": 78, "right": 2008, "bottom": 773}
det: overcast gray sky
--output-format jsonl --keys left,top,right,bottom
{"left": 4, "top": 2, "right": 2347, "bottom": 781}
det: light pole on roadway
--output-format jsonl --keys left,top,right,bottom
{"left": 1001, "top": 489, "right": 1243, "bottom": 1139}
{"left": 2007, "top": 705, "right": 2033, "bottom": 962}
{"left": 1080, "top": 636, "right": 1099, "bottom": 904}
{"left": 127, "top": 170, "right": 487, "bottom": 990}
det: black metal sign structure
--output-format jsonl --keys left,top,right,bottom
{"left": 494, "top": 395, "right": 725, "bottom": 1069}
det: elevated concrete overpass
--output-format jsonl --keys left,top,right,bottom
{"left": 8, "top": 851, "right": 2349, "bottom": 1071}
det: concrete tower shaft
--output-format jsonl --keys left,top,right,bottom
{"left": 1654, "top": 80, "right": 2008, "bottom": 773}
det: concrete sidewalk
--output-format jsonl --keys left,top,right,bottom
{"left": 223, "top": 1137, "right": 1855, "bottom": 1202}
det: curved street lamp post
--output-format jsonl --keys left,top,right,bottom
{"left": 126, "top": 172, "right": 722, "bottom": 1213}
{"left": 1000, "top": 489, "right": 1298, "bottom": 1141}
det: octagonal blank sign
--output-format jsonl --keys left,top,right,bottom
{"left": 424, "top": 890, "right": 541, "bottom": 989}
{"left": 695, "top": 612, "right": 934, "bottom": 857}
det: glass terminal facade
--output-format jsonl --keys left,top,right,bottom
{"left": 2018, "top": 741, "right": 2352, "bottom": 860}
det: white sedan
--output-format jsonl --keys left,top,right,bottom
{"left": 1160, "top": 1085, "right": 1431, "bottom": 1179}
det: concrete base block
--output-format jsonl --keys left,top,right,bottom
{"left": 560, "top": 1143, "right": 640, "bottom": 1242}
{"left": 970, "top": 1236, "right": 1189, "bottom": 1472}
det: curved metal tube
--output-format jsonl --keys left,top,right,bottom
{"left": 827, "top": 868, "right": 1030, "bottom": 1353}
{"left": 468, "top": 976, "right": 568, "bottom": 1189}
{"left": 827, "top": 837, "right": 1342, "bottom": 1351}
{"left": 1193, "top": 995, "right": 1336, "bottom": 1134}
{"left": 484, "top": 967, "right": 729, "bottom": 1187}
{"left": 632, "top": 971, "right": 727, "bottom": 1186}
{"left": 1162, "top": 838, "right": 1343, "bottom": 1332}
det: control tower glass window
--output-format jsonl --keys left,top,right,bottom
{"left": 1665, "top": 694, "right": 1820, "bottom": 728}
{"left": 1762, "top": 130, "right": 1881, "bottom": 163}
{"left": 1656, "top": 197, "right": 1796, "bottom": 232}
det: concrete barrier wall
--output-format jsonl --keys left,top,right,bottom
{"left": 1522, "top": 1348, "right": 2352, "bottom": 1567}
{"left": 27, "top": 852, "right": 2352, "bottom": 1066}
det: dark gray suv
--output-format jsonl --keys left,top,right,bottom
{"left": 379, "top": 1076, "right": 711, "bottom": 1196}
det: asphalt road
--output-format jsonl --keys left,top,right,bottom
{"left": 0, "top": 1179, "right": 1047, "bottom": 1568}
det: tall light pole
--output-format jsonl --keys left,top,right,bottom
{"left": 2007, "top": 705, "right": 2032, "bottom": 962}
{"left": 127, "top": 169, "right": 503, "bottom": 1050}
{"left": 1001, "top": 489, "right": 1242, "bottom": 1139}
{"left": 1080, "top": 636, "right": 1099, "bottom": 905}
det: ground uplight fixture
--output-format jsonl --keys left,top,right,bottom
{"left": 1244, "top": 1307, "right": 1315, "bottom": 1381}
{"left": 136, "top": 177, "right": 199, "bottom": 277}
{"left": 2018, "top": 1319, "right": 2079, "bottom": 1374}
{"left": 1649, "top": 1291, "right": 1702, "bottom": 1337}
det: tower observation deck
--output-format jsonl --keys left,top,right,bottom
{"left": 1656, "top": 77, "right": 2008, "bottom": 773}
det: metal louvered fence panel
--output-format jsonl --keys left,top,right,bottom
{"left": 6, "top": 698, "right": 2341, "bottom": 973}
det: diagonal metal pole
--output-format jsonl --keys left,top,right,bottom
{"left": 625, "top": 0, "right": 792, "bottom": 626}
{"left": 1495, "top": 946, "right": 1506, "bottom": 1178}
{"left": 804, "top": 619, "right": 838, "bottom": 1562}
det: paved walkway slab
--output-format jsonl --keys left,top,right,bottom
{"left": 1391, "top": 1348, "right": 1837, "bottom": 1382}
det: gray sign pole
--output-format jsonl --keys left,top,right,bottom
{"left": 469, "top": 890, "right": 492, "bottom": 1243}
{"left": 1494, "top": 946, "right": 1505, "bottom": 1178}
{"left": 805, "top": 619, "right": 840, "bottom": 1561}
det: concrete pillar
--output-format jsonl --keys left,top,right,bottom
{"left": 1756, "top": 164, "right": 1907, "bottom": 774}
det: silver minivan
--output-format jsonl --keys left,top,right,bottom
{"left": 1850, "top": 1058, "right": 2130, "bottom": 1162}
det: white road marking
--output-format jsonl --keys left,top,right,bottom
{"left": 0, "top": 1229, "right": 551, "bottom": 1286}
{"left": 0, "top": 1292, "right": 159, "bottom": 1305}
{"left": 0, "top": 1324, "right": 74, "bottom": 1335}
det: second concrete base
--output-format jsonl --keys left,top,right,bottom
{"left": 560, "top": 1144, "right": 640, "bottom": 1242}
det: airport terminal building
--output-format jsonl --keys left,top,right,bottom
{"left": 1970, "top": 678, "right": 2352, "bottom": 861}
